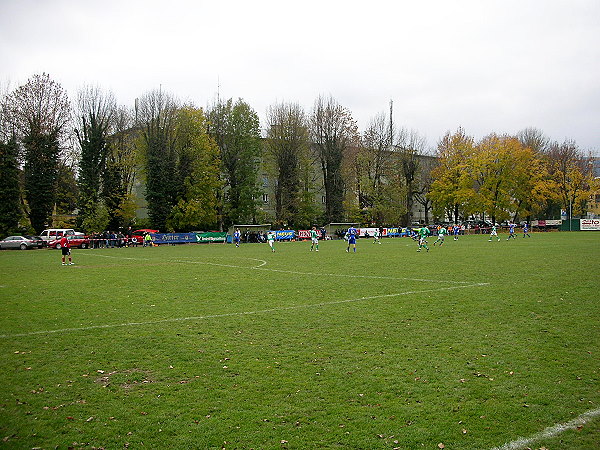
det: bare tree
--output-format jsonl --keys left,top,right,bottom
{"left": 396, "top": 129, "right": 428, "bottom": 226}
{"left": 413, "top": 155, "right": 436, "bottom": 224}
{"left": 546, "top": 140, "right": 594, "bottom": 217}
{"left": 266, "top": 101, "right": 310, "bottom": 227}
{"left": 310, "top": 95, "right": 358, "bottom": 223}
{"left": 517, "top": 127, "right": 550, "bottom": 154}
{"left": 360, "top": 113, "right": 393, "bottom": 206}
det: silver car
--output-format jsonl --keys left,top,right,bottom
{"left": 0, "top": 236, "right": 41, "bottom": 250}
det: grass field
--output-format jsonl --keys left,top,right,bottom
{"left": 1, "top": 232, "right": 599, "bottom": 449}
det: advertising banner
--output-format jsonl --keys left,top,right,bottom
{"left": 274, "top": 230, "right": 295, "bottom": 240}
{"left": 195, "top": 232, "right": 227, "bottom": 242}
{"left": 580, "top": 218, "right": 600, "bottom": 231}
{"left": 298, "top": 230, "right": 323, "bottom": 239}
{"left": 385, "top": 227, "right": 400, "bottom": 236}
{"left": 359, "top": 227, "right": 379, "bottom": 237}
{"left": 151, "top": 233, "right": 198, "bottom": 244}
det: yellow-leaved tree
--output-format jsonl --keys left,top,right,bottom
{"left": 429, "top": 128, "right": 474, "bottom": 223}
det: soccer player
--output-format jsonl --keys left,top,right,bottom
{"left": 489, "top": 224, "right": 500, "bottom": 241}
{"left": 233, "top": 228, "right": 241, "bottom": 247}
{"left": 433, "top": 226, "right": 447, "bottom": 246}
{"left": 507, "top": 223, "right": 516, "bottom": 240}
{"left": 522, "top": 223, "right": 531, "bottom": 238}
{"left": 372, "top": 228, "right": 381, "bottom": 244}
{"left": 417, "top": 227, "right": 430, "bottom": 252}
{"left": 453, "top": 224, "right": 460, "bottom": 241}
{"left": 310, "top": 227, "right": 319, "bottom": 251}
{"left": 267, "top": 231, "right": 276, "bottom": 252}
{"left": 60, "top": 235, "right": 74, "bottom": 265}
{"left": 346, "top": 226, "right": 357, "bottom": 253}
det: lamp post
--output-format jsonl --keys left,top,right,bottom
{"left": 569, "top": 198, "right": 572, "bottom": 231}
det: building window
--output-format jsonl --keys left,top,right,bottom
{"left": 322, "top": 195, "right": 326, "bottom": 204}
{"left": 263, "top": 193, "right": 269, "bottom": 204}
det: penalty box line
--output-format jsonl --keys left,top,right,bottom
{"left": 83, "top": 253, "right": 477, "bottom": 285}
{"left": 491, "top": 406, "right": 600, "bottom": 450}
{"left": 0, "top": 282, "right": 489, "bottom": 339}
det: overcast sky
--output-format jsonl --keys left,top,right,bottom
{"left": 2, "top": 0, "right": 599, "bottom": 152}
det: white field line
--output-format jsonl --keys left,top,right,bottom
{"left": 84, "top": 253, "right": 474, "bottom": 285}
{"left": 0, "top": 282, "right": 488, "bottom": 339}
{"left": 491, "top": 407, "right": 600, "bottom": 450}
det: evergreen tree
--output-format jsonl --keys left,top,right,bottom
{"left": 5, "top": 74, "right": 70, "bottom": 233}
{"left": 137, "top": 89, "right": 178, "bottom": 230}
{"left": 75, "top": 86, "right": 114, "bottom": 229}
{"left": 22, "top": 131, "right": 61, "bottom": 232}
{"left": 0, "top": 137, "right": 22, "bottom": 234}
{"left": 168, "top": 106, "right": 222, "bottom": 231}
{"left": 207, "top": 98, "right": 262, "bottom": 228}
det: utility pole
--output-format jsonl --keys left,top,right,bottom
{"left": 389, "top": 99, "right": 394, "bottom": 149}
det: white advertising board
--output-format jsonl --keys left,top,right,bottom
{"left": 580, "top": 219, "right": 600, "bottom": 231}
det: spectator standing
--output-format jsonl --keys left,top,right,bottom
{"left": 144, "top": 232, "right": 153, "bottom": 247}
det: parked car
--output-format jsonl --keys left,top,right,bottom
{"left": 48, "top": 235, "right": 91, "bottom": 249}
{"left": 24, "top": 235, "right": 46, "bottom": 249}
{"left": 131, "top": 229, "right": 159, "bottom": 245}
{"left": 0, "top": 236, "right": 41, "bottom": 250}
{"left": 39, "top": 228, "right": 76, "bottom": 242}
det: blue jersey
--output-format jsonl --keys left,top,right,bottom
{"left": 347, "top": 227, "right": 357, "bottom": 244}
{"left": 509, "top": 224, "right": 515, "bottom": 233}
{"left": 453, "top": 226, "right": 459, "bottom": 235}
{"left": 233, "top": 231, "right": 240, "bottom": 241}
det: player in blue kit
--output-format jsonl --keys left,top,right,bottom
{"left": 453, "top": 224, "right": 460, "bottom": 241}
{"left": 507, "top": 223, "right": 516, "bottom": 240}
{"left": 522, "top": 223, "right": 531, "bottom": 238}
{"left": 346, "top": 226, "right": 357, "bottom": 253}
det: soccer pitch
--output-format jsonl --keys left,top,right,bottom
{"left": 1, "top": 233, "right": 599, "bottom": 449}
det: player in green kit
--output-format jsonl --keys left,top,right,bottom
{"left": 489, "top": 224, "right": 500, "bottom": 241}
{"left": 433, "top": 226, "right": 446, "bottom": 246}
{"left": 417, "top": 227, "right": 430, "bottom": 252}
{"left": 310, "top": 227, "right": 319, "bottom": 251}
{"left": 267, "top": 231, "right": 276, "bottom": 252}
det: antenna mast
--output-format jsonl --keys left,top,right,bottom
{"left": 389, "top": 99, "right": 394, "bottom": 149}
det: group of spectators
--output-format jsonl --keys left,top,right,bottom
{"left": 87, "top": 228, "right": 153, "bottom": 248}
{"left": 240, "top": 231, "right": 267, "bottom": 243}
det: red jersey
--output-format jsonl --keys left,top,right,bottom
{"left": 59, "top": 236, "right": 69, "bottom": 248}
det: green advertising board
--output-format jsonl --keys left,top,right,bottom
{"left": 195, "top": 232, "right": 227, "bottom": 243}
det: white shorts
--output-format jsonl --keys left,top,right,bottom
{"left": 311, "top": 238, "right": 318, "bottom": 244}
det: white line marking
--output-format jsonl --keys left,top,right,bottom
{"left": 83, "top": 253, "right": 473, "bottom": 284}
{"left": 491, "top": 407, "right": 600, "bottom": 450}
{"left": 0, "top": 282, "right": 488, "bottom": 339}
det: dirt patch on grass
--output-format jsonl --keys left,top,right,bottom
{"left": 94, "top": 369, "right": 154, "bottom": 389}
